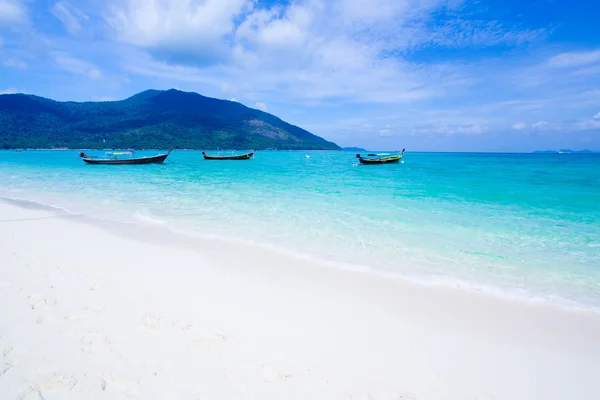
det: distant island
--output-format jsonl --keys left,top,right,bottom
{"left": 0, "top": 89, "right": 340, "bottom": 150}
{"left": 533, "top": 149, "right": 597, "bottom": 154}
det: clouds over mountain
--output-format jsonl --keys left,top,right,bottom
{"left": 1, "top": 0, "right": 599, "bottom": 150}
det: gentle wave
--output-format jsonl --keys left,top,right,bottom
{"left": 133, "top": 212, "right": 167, "bottom": 225}
{"left": 2, "top": 194, "right": 599, "bottom": 315}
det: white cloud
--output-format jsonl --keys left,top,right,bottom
{"left": 570, "top": 64, "right": 600, "bottom": 77}
{"left": 455, "top": 124, "right": 487, "bottom": 135}
{"left": 87, "top": 68, "right": 102, "bottom": 79}
{"left": 411, "top": 123, "right": 488, "bottom": 136}
{"left": 52, "top": 52, "right": 103, "bottom": 80}
{"left": 575, "top": 119, "right": 600, "bottom": 131}
{"left": 106, "top": 0, "right": 249, "bottom": 65}
{"left": 3, "top": 58, "right": 27, "bottom": 69}
{"left": 122, "top": 35, "right": 454, "bottom": 105}
{"left": 548, "top": 50, "right": 600, "bottom": 68}
{"left": 122, "top": 52, "right": 219, "bottom": 85}
{"left": 101, "top": 0, "right": 548, "bottom": 108}
{"left": 51, "top": 2, "right": 89, "bottom": 35}
{"left": 92, "top": 95, "right": 116, "bottom": 101}
{"left": 336, "top": 0, "right": 415, "bottom": 21}
{"left": 530, "top": 117, "right": 600, "bottom": 132}
{"left": 422, "top": 20, "right": 546, "bottom": 49}
{"left": 237, "top": 3, "right": 313, "bottom": 50}
{"left": 377, "top": 124, "right": 394, "bottom": 136}
{"left": 594, "top": 112, "right": 600, "bottom": 121}
{"left": 512, "top": 122, "right": 527, "bottom": 130}
{"left": 0, "top": 87, "right": 20, "bottom": 94}
{"left": 254, "top": 102, "right": 267, "bottom": 111}
{"left": 0, "top": 0, "right": 27, "bottom": 26}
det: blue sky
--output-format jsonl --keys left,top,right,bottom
{"left": 1, "top": 0, "right": 599, "bottom": 151}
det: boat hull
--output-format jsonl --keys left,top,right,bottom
{"left": 202, "top": 151, "right": 255, "bottom": 160}
{"left": 82, "top": 153, "right": 169, "bottom": 165}
{"left": 357, "top": 153, "right": 403, "bottom": 164}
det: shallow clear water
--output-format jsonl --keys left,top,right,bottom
{"left": 1, "top": 150, "right": 599, "bottom": 309}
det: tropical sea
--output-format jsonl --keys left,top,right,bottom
{"left": 1, "top": 150, "right": 599, "bottom": 311}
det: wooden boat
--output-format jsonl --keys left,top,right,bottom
{"left": 79, "top": 148, "right": 173, "bottom": 165}
{"left": 356, "top": 149, "right": 405, "bottom": 164}
{"left": 202, "top": 149, "right": 255, "bottom": 160}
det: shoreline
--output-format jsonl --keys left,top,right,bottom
{"left": 1, "top": 194, "right": 599, "bottom": 315}
{"left": 1, "top": 200, "right": 600, "bottom": 399}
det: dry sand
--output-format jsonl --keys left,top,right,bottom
{"left": 1, "top": 201, "right": 600, "bottom": 400}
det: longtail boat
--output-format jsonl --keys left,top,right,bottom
{"left": 202, "top": 149, "right": 256, "bottom": 160}
{"left": 356, "top": 149, "right": 405, "bottom": 164}
{"left": 79, "top": 147, "right": 173, "bottom": 165}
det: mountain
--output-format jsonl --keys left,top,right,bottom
{"left": 0, "top": 89, "right": 340, "bottom": 150}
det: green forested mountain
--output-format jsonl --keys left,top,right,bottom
{"left": 0, "top": 89, "right": 340, "bottom": 150}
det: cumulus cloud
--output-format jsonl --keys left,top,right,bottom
{"left": 254, "top": 102, "right": 267, "bottom": 111}
{"left": 51, "top": 2, "right": 89, "bottom": 35}
{"left": 99, "top": 0, "right": 548, "bottom": 107}
{"left": 52, "top": 52, "right": 103, "bottom": 80}
{"left": 379, "top": 127, "right": 393, "bottom": 136}
{"left": 532, "top": 121, "right": 548, "bottom": 129}
{"left": 422, "top": 20, "right": 547, "bottom": 49}
{"left": 4, "top": 58, "right": 27, "bottom": 69}
{"left": 594, "top": 112, "right": 600, "bottom": 121}
{"left": 0, "top": 0, "right": 27, "bottom": 26}
{"left": 105, "top": 0, "right": 249, "bottom": 65}
{"left": 239, "top": 4, "right": 313, "bottom": 47}
{"left": 548, "top": 50, "right": 600, "bottom": 68}
{"left": 336, "top": 0, "right": 421, "bottom": 22}
{"left": 0, "top": 87, "right": 20, "bottom": 94}
{"left": 123, "top": 36, "right": 453, "bottom": 105}
{"left": 122, "top": 51, "right": 219, "bottom": 85}
{"left": 411, "top": 123, "right": 488, "bottom": 136}
{"left": 455, "top": 124, "right": 487, "bottom": 135}
{"left": 575, "top": 119, "right": 600, "bottom": 131}
{"left": 512, "top": 122, "right": 527, "bottom": 130}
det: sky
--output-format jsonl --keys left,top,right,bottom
{"left": 1, "top": 0, "right": 599, "bottom": 151}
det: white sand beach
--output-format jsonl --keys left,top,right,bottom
{"left": 1, "top": 200, "right": 600, "bottom": 400}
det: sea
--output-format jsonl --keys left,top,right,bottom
{"left": 1, "top": 150, "right": 599, "bottom": 311}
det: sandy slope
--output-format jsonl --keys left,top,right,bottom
{"left": 1, "top": 201, "right": 600, "bottom": 400}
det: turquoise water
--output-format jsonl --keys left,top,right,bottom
{"left": 1, "top": 150, "right": 600, "bottom": 309}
